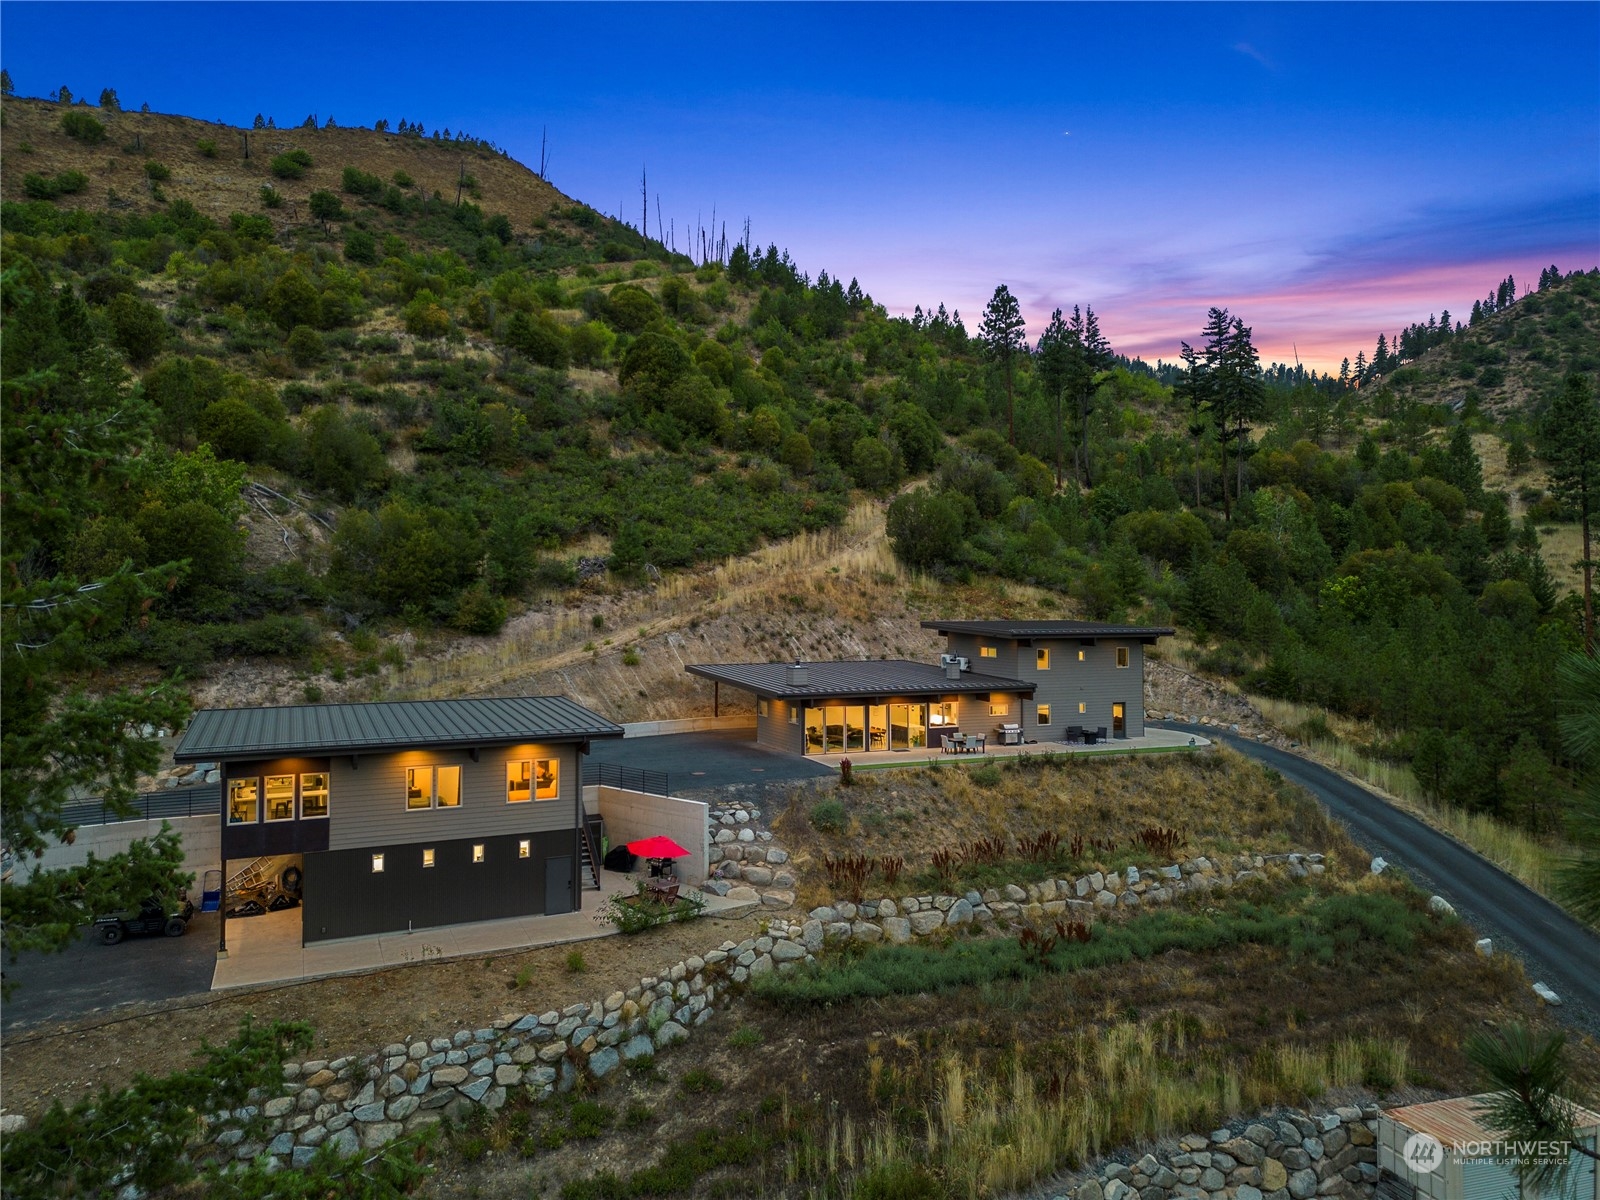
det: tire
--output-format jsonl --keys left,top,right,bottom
{"left": 279, "top": 865, "right": 303, "bottom": 896}
{"left": 164, "top": 917, "right": 186, "bottom": 937}
{"left": 99, "top": 923, "right": 124, "bottom": 945}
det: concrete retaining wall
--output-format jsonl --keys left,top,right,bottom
{"left": 620, "top": 715, "right": 755, "bottom": 739}
{"left": 13, "top": 815, "right": 219, "bottom": 884}
{"left": 585, "top": 786, "right": 709, "bottom": 882}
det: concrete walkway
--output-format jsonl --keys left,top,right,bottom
{"left": 810, "top": 725, "right": 1210, "bottom": 771}
{"left": 211, "top": 870, "right": 758, "bottom": 990}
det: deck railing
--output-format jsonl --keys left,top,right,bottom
{"left": 60, "top": 784, "right": 220, "bottom": 826}
{"left": 581, "top": 762, "right": 670, "bottom": 797}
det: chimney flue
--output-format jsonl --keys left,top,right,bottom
{"left": 785, "top": 661, "right": 809, "bottom": 686}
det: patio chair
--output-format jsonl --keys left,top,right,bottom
{"left": 1066, "top": 725, "right": 1083, "bottom": 744}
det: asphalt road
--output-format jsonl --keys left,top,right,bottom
{"left": 2, "top": 911, "right": 219, "bottom": 1034}
{"left": 1167, "top": 722, "right": 1600, "bottom": 1035}
{"left": 587, "top": 728, "right": 833, "bottom": 792}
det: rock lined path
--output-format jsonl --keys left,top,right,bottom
{"left": 1173, "top": 722, "right": 1600, "bottom": 1035}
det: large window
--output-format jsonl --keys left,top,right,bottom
{"left": 228, "top": 778, "right": 258, "bottom": 824}
{"left": 265, "top": 775, "right": 295, "bottom": 822}
{"left": 1036, "top": 704, "right": 1051, "bottom": 725}
{"left": 508, "top": 758, "right": 558, "bottom": 802}
{"left": 989, "top": 694, "right": 1010, "bottom": 716}
{"left": 1036, "top": 648, "right": 1051, "bottom": 670}
{"left": 300, "top": 773, "right": 329, "bottom": 819}
{"left": 407, "top": 765, "right": 462, "bottom": 811}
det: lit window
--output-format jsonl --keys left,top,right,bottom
{"left": 422, "top": 848, "right": 435, "bottom": 868}
{"left": 265, "top": 775, "right": 295, "bottom": 822}
{"left": 300, "top": 773, "right": 329, "bottom": 819}
{"left": 1077, "top": 649, "right": 1085, "bottom": 661}
{"left": 1116, "top": 647, "right": 1130, "bottom": 668}
{"left": 1037, "top": 704, "right": 1051, "bottom": 725}
{"left": 980, "top": 646, "right": 997, "bottom": 658}
{"left": 989, "top": 694, "right": 1010, "bottom": 716}
{"left": 371, "top": 853, "right": 385, "bottom": 873}
{"left": 519, "top": 839, "right": 531, "bottom": 858}
{"left": 472, "top": 843, "right": 485, "bottom": 863}
{"left": 507, "top": 760, "right": 532, "bottom": 804}
{"left": 789, "top": 706, "right": 799, "bottom": 724}
{"left": 757, "top": 699, "right": 770, "bottom": 718}
{"left": 1078, "top": 702, "right": 1087, "bottom": 714}
{"left": 406, "top": 766, "right": 432, "bottom": 810}
{"left": 1036, "top": 648, "right": 1050, "bottom": 670}
{"left": 228, "top": 778, "right": 259, "bottom": 825}
{"left": 533, "top": 758, "right": 558, "bottom": 801}
{"left": 436, "top": 765, "right": 461, "bottom": 807}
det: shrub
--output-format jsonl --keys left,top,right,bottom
{"left": 143, "top": 160, "right": 171, "bottom": 181}
{"left": 286, "top": 324, "right": 324, "bottom": 366}
{"left": 259, "top": 184, "right": 283, "bottom": 208}
{"left": 269, "top": 149, "right": 312, "bottom": 179}
{"left": 809, "top": 799, "right": 847, "bottom": 833}
{"left": 107, "top": 292, "right": 167, "bottom": 365}
{"left": 564, "top": 949, "right": 587, "bottom": 973}
{"left": 196, "top": 138, "right": 218, "bottom": 158}
{"left": 341, "top": 165, "right": 383, "bottom": 198}
{"left": 60, "top": 110, "right": 107, "bottom": 143}
{"left": 971, "top": 765, "right": 1003, "bottom": 788}
{"left": 452, "top": 581, "right": 508, "bottom": 635}
{"left": 391, "top": 169, "right": 413, "bottom": 187}
{"left": 594, "top": 883, "right": 706, "bottom": 934}
{"left": 343, "top": 227, "right": 377, "bottom": 264}
{"left": 22, "top": 173, "right": 62, "bottom": 200}
{"left": 403, "top": 289, "right": 450, "bottom": 338}
{"left": 308, "top": 189, "right": 344, "bottom": 224}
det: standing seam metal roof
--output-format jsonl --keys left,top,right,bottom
{"left": 921, "top": 619, "right": 1175, "bottom": 639}
{"left": 686, "top": 660, "right": 1036, "bottom": 699}
{"left": 173, "top": 696, "right": 623, "bottom": 761}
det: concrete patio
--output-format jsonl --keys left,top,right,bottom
{"left": 806, "top": 724, "right": 1211, "bottom": 770}
{"left": 212, "top": 868, "right": 758, "bottom": 990}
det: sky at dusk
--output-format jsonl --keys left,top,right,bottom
{"left": 4, "top": 2, "right": 1597, "bottom": 372}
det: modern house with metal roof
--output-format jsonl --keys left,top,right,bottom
{"left": 687, "top": 619, "right": 1174, "bottom": 756}
{"left": 174, "top": 697, "right": 623, "bottom": 947}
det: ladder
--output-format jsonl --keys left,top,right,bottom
{"left": 226, "top": 854, "right": 296, "bottom": 898}
{"left": 578, "top": 824, "right": 602, "bottom": 891}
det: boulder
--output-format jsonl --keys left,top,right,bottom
{"left": 1288, "top": 1168, "right": 1319, "bottom": 1199}
{"left": 882, "top": 917, "right": 912, "bottom": 943}
{"left": 1428, "top": 895, "right": 1456, "bottom": 917}
{"left": 588, "top": 1048, "right": 620, "bottom": 1078}
{"left": 1261, "top": 1160, "right": 1288, "bottom": 1191}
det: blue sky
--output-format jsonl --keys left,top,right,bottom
{"left": 4, "top": 2, "right": 1596, "bottom": 369}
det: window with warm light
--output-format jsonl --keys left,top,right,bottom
{"left": 422, "top": 848, "right": 435, "bottom": 868}
{"left": 989, "top": 694, "right": 1010, "bottom": 716}
{"left": 371, "top": 853, "right": 385, "bottom": 873}
{"left": 519, "top": 839, "right": 531, "bottom": 858}
{"left": 264, "top": 775, "right": 295, "bottom": 822}
{"left": 1036, "top": 648, "right": 1050, "bottom": 670}
{"left": 507, "top": 760, "right": 532, "bottom": 804}
{"left": 228, "top": 777, "right": 259, "bottom": 824}
{"left": 1077, "top": 649, "right": 1085, "bottom": 661}
{"left": 1116, "top": 647, "right": 1130, "bottom": 668}
{"left": 472, "top": 843, "right": 485, "bottom": 864}
{"left": 300, "top": 773, "right": 329, "bottom": 819}
{"left": 758, "top": 699, "right": 769, "bottom": 717}
{"left": 408, "top": 765, "right": 462, "bottom": 810}
{"left": 1078, "top": 702, "right": 1087, "bottom": 714}
{"left": 980, "top": 646, "right": 997, "bottom": 658}
{"left": 1037, "top": 704, "right": 1051, "bottom": 725}
{"left": 533, "top": 758, "right": 558, "bottom": 800}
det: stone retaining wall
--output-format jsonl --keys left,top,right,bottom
{"left": 1063, "top": 1105, "right": 1381, "bottom": 1200}
{"left": 202, "top": 847, "right": 1327, "bottom": 1171}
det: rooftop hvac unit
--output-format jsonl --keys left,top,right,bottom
{"left": 940, "top": 654, "right": 970, "bottom": 671}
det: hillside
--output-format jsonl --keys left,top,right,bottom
{"left": 1366, "top": 269, "right": 1600, "bottom": 417}
{"left": 3, "top": 89, "right": 1595, "bottom": 905}
{"left": 1, "top": 97, "right": 568, "bottom": 235}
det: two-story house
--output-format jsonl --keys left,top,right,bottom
{"left": 685, "top": 619, "right": 1172, "bottom": 755}
{"left": 172, "top": 696, "right": 623, "bottom": 946}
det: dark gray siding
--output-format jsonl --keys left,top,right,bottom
{"left": 301, "top": 829, "right": 573, "bottom": 941}
{"left": 944, "top": 633, "right": 1021, "bottom": 677}
{"left": 940, "top": 636, "right": 1146, "bottom": 739}
{"left": 757, "top": 700, "right": 805, "bottom": 754}
{"left": 325, "top": 743, "right": 581, "bottom": 852}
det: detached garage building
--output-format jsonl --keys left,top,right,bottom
{"left": 173, "top": 697, "right": 622, "bottom": 947}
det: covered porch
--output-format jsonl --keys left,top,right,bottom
{"left": 803, "top": 725, "right": 1211, "bottom": 769}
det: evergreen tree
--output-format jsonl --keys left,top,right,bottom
{"left": 1447, "top": 423, "right": 1484, "bottom": 503}
{"left": 978, "top": 284, "right": 1026, "bottom": 445}
{"left": 97, "top": 87, "right": 119, "bottom": 110}
{"left": 1035, "top": 307, "right": 1072, "bottom": 488}
{"left": 0, "top": 68, "right": 13, "bottom": 97}
{"left": 57, "top": 84, "right": 72, "bottom": 104}
{"left": 252, "top": 112, "right": 265, "bottom": 129}
{"left": 1471, "top": 299, "right": 1483, "bottom": 326}
{"left": 1175, "top": 341, "right": 1210, "bottom": 507}
{"left": 1070, "top": 305, "right": 1112, "bottom": 486}
{"left": 1541, "top": 372, "right": 1600, "bottom": 654}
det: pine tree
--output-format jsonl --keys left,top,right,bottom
{"left": 1354, "top": 350, "right": 1367, "bottom": 383}
{"left": 978, "top": 284, "right": 1026, "bottom": 445}
{"left": 98, "top": 87, "right": 119, "bottom": 110}
{"left": 1542, "top": 372, "right": 1600, "bottom": 654}
{"left": 252, "top": 112, "right": 265, "bottom": 129}
{"left": 1471, "top": 299, "right": 1483, "bottom": 325}
{"left": 1073, "top": 305, "right": 1112, "bottom": 486}
{"left": 57, "top": 84, "right": 72, "bottom": 104}
{"left": 0, "top": 68, "right": 13, "bottom": 97}
{"left": 1035, "top": 307, "right": 1072, "bottom": 488}
{"left": 1175, "top": 341, "right": 1209, "bottom": 507}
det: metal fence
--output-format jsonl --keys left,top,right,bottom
{"left": 581, "top": 762, "right": 670, "bottom": 797}
{"left": 60, "top": 783, "right": 220, "bottom": 827}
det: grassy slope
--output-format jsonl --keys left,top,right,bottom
{"left": 2, "top": 97, "right": 567, "bottom": 235}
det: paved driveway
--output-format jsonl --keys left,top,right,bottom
{"left": 587, "top": 729, "right": 833, "bottom": 792}
{"left": 1170, "top": 722, "right": 1600, "bottom": 1035}
{"left": 2, "top": 912, "right": 219, "bottom": 1034}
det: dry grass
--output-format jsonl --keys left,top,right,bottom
{"left": 1252, "top": 695, "right": 1569, "bottom": 898}
{"left": 773, "top": 747, "right": 1354, "bottom": 910}
{"left": 1, "top": 96, "right": 570, "bottom": 238}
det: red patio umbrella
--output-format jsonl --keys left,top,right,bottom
{"left": 626, "top": 835, "right": 691, "bottom": 859}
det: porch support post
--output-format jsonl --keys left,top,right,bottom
{"left": 218, "top": 858, "right": 228, "bottom": 958}
{"left": 713, "top": 682, "right": 719, "bottom": 717}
